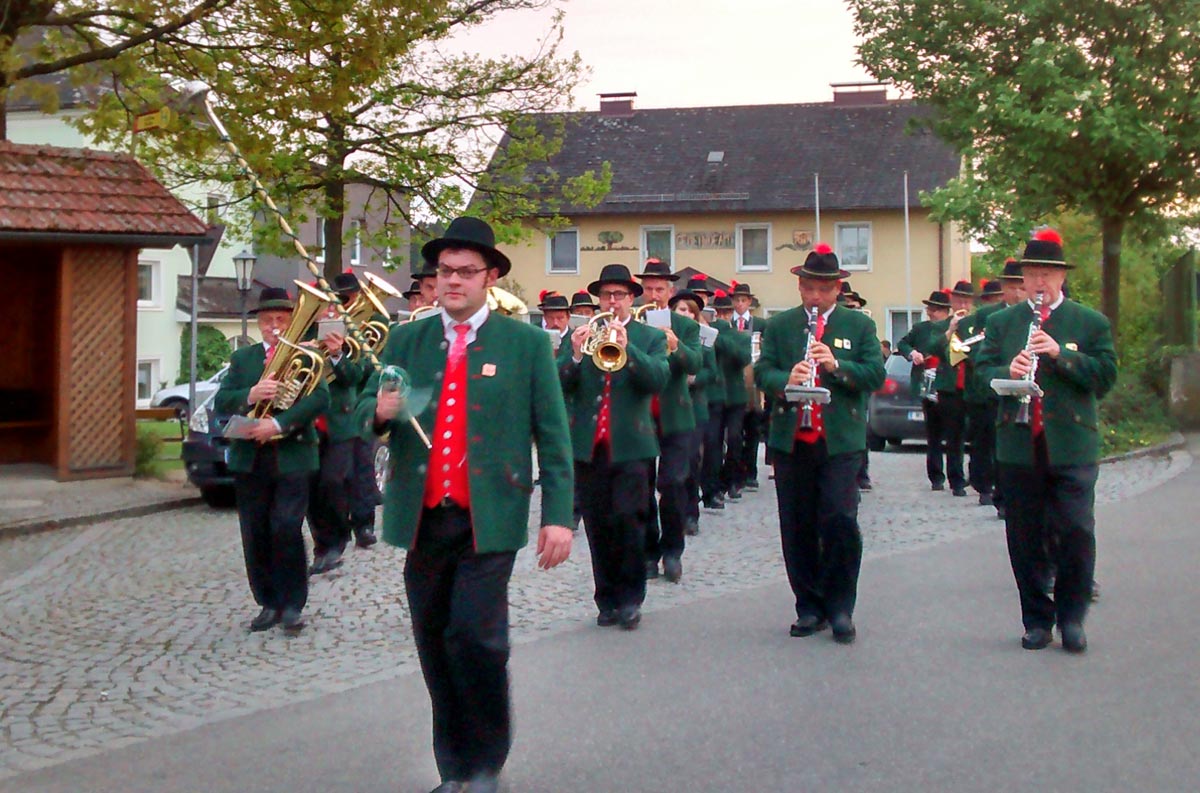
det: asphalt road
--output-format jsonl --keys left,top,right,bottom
{"left": 5, "top": 441, "right": 1198, "bottom": 793}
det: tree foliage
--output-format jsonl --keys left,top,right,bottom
{"left": 177, "top": 323, "right": 231, "bottom": 383}
{"left": 76, "top": 0, "right": 609, "bottom": 279}
{"left": 850, "top": 0, "right": 1200, "bottom": 337}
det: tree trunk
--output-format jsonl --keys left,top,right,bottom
{"left": 0, "top": 86, "right": 8, "bottom": 140}
{"left": 322, "top": 179, "right": 346, "bottom": 283}
{"left": 1100, "top": 214, "right": 1124, "bottom": 343}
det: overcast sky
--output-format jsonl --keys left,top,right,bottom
{"left": 459, "top": 0, "right": 878, "bottom": 110}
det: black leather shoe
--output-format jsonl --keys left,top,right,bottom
{"left": 952, "top": 487, "right": 968, "bottom": 497}
{"left": 727, "top": 486, "right": 743, "bottom": 500}
{"left": 663, "top": 556, "right": 682, "bottom": 583}
{"left": 248, "top": 607, "right": 280, "bottom": 632}
{"left": 429, "top": 782, "right": 465, "bottom": 793}
{"left": 465, "top": 772, "right": 500, "bottom": 793}
{"left": 743, "top": 479, "right": 759, "bottom": 490}
{"left": 857, "top": 479, "right": 873, "bottom": 491}
{"left": 280, "top": 607, "right": 305, "bottom": 633}
{"left": 323, "top": 547, "right": 344, "bottom": 571}
{"left": 978, "top": 492, "right": 994, "bottom": 506}
{"left": 1090, "top": 580, "right": 1101, "bottom": 602}
{"left": 308, "top": 551, "right": 328, "bottom": 576}
{"left": 354, "top": 528, "right": 377, "bottom": 548}
{"left": 596, "top": 609, "right": 618, "bottom": 627}
{"left": 645, "top": 560, "right": 660, "bottom": 580}
{"left": 830, "top": 614, "right": 857, "bottom": 644}
{"left": 1060, "top": 622, "right": 1087, "bottom": 654}
{"left": 1021, "top": 627, "right": 1053, "bottom": 650}
{"left": 931, "top": 482, "right": 945, "bottom": 491}
{"left": 683, "top": 518, "right": 699, "bottom": 536}
{"left": 702, "top": 497, "right": 724, "bottom": 510}
{"left": 618, "top": 606, "right": 641, "bottom": 630}
{"left": 789, "top": 615, "right": 829, "bottom": 637}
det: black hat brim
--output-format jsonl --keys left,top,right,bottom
{"left": 921, "top": 299, "right": 951, "bottom": 309}
{"left": 790, "top": 264, "right": 851, "bottom": 279}
{"left": 1018, "top": 258, "right": 1074, "bottom": 270}
{"left": 422, "top": 238, "right": 512, "bottom": 277}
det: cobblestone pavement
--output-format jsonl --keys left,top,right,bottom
{"left": 0, "top": 445, "right": 1189, "bottom": 780}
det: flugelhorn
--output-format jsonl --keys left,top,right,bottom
{"left": 177, "top": 81, "right": 430, "bottom": 449}
{"left": 580, "top": 311, "right": 627, "bottom": 372}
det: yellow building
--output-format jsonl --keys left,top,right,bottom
{"left": 492, "top": 87, "right": 972, "bottom": 344}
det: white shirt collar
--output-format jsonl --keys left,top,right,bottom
{"left": 440, "top": 303, "right": 490, "bottom": 345}
{"left": 1027, "top": 292, "right": 1065, "bottom": 313}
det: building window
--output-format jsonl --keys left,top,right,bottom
{"left": 350, "top": 219, "right": 363, "bottom": 266}
{"left": 547, "top": 228, "right": 579, "bottom": 274}
{"left": 641, "top": 225, "right": 674, "bottom": 267}
{"left": 205, "top": 193, "right": 224, "bottom": 226}
{"left": 836, "top": 222, "right": 872, "bottom": 271}
{"left": 136, "top": 359, "right": 160, "bottom": 405}
{"left": 888, "top": 308, "right": 924, "bottom": 346}
{"left": 137, "top": 260, "right": 161, "bottom": 309}
{"left": 315, "top": 219, "right": 326, "bottom": 263}
{"left": 736, "top": 223, "right": 771, "bottom": 272}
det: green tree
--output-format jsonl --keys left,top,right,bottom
{"left": 0, "top": 0, "right": 230, "bottom": 139}
{"left": 850, "top": 0, "right": 1200, "bottom": 339}
{"left": 78, "top": 0, "right": 609, "bottom": 280}
{"left": 597, "top": 230, "right": 623, "bottom": 250}
{"left": 177, "top": 324, "right": 231, "bottom": 383}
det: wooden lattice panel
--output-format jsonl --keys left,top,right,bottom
{"left": 66, "top": 249, "right": 127, "bottom": 471}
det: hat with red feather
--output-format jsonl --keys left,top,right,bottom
{"left": 1020, "top": 228, "right": 1071, "bottom": 269}
{"left": 790, "top": 242, "right": 849, "bottom": 279}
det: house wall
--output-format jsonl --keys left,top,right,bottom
{"left": 499, "top": 209, "right": 972, "bottom": 343}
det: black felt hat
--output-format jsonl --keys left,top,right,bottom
{"left": 730, "top": 280, "right": 754, "bottom": 298}
{"left": 249, "top": 286, "right": 293, "bottom": 314}
{"left": 838, "top": 289, "right": 867, "bottom": 307}
{"left": 569, "top": 290, "right": 596, "bottom": 310}
{"left": 1020, "top": 228, "right": 1072, "bottom": 269}
{"left": 686, "top": 274, "right": 712, "bottom": 296}
{"left": 711, "top": 290, "right": 733, "bottom": 310}
{"left": 922, "top": 290, "right": 952, "bottom": 309}
{"left": 790, "top": 243, "right": 849, "bottom": 279}
{"left": 402, "top": 280, "right": 421, "bottom": 298}
{"left": 981, "top": 279, "right": 1002, "bottom": 297}
{"left": 331, "top": 272, "right": 360, "bottom": 297}
{"left": 951, "top": 279, "right": 976, "bottom": 297}
{"left": 668, "top": 290, "right": 706, "bottom": 315}
{"left": 999, "top": 258, "right": 1023, "bottom": 280}
{"left": 537, "top": 290, "right": 570, "bottom": 311}
{"left": 587, "top": 263, "right": 643, "bottom": 298}
{"left": 635, "top": 258, "right": 679, "bottom": 281}
{"left": 421, "top": 216, "right": 512, "bottom": 277}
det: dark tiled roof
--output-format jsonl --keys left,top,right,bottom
{"left": 177, "top": 276, "right": 269, "bottom": 319}
{"left": 0, "top": 142, "right": 207, "bottom": 238}
{"left": 505, "top": 100, "right": 959, "bottom": 216}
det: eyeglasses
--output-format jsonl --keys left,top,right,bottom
{"left": 436, "top": 265, "right": 489, "bottom": 279}
{"left": 598, "top": 290, "right": 631, "bottom": 300}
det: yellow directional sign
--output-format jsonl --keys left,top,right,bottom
{"left": 133, "top": 107, "right": 172, "bottom": 133}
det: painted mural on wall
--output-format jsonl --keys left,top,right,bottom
{"left": 676, "top": 230, "right": 734, "bottom": 250}
{"left": 775, "top": 231, "right": 814, "bottom": 252}
{"left": 581, "top": 230, "right": 638, "bottom": 251}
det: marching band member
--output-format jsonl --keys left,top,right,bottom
{"left": 670, "top": 288, "right": 716, "bottom": 537}
{"left": 838, "top": 284, "right": 873, "bottom": 490}
{"left": 755, "top": 245, "right": 884, "bottom": 644}
{"left": 710, "top": 291, "right": 753, "bottom": 502}
{"left": 569, "top": 289, "right": 598, "bottom": 318}
{"left": 215, "top": 287, "right": 331, "bottom": 633}
{"left": 731, "top": 281, "right": 767, "bottom": 492}
{"left": 959, "top": 277, "right": 1007, "bottom": 509}
{"left": 537, "top": 290, "right": 572, "bottom": 353}
{"left": 560, "top": 263, "right": 669, "bottom": 629}
{"left": 897, "top": 291, "right": 953, "bottom": 492}
{"left": 358, "top": 217, "right": 574, "bottom": 792}
{"left": 976, "top": 229, "right": 1116, "bottom": 654}
{"left": 986, "top": 260, "right": 1028, "bottom": 519}
{"left": 402, "top": 279, "right": 425, "bottom": 311}
{"left": 927, "top": 280, "right": 977, "bottom": 497}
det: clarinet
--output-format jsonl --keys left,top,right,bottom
{"left": 1014, "top": 291, "right": 1045, "bottom": 426}
{"left": 799, "top": 306, "right": 820, "bottom": 430}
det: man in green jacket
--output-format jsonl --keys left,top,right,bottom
{"left": 926, "top": 280, "right": 977, "bottom": 497}
{"left": 731, "top": 280, "right": 768, "bottom": 491}
{"left": 560, "top": 263, "right": 670, "bottom": 630}
{"left": 755, "top": 244, "right": 884, "bottom": 644}
{"left": 215, "top": 286, "right": 331, "bottom": 634}
{"left": 711, "top": 291, "right": 753, "bottom": 500}
{"left": 897, "top": 291, "right": 953, "bottom": 490}
{"left": 636, "top": 259, "right": 701, "bottom": 583}
{"left": 976, "top": 229, "right": 1117, "bottom": 654}
{"left": 958, "top": 275, "right": 1007, "bottom": 509}
{"left": 359, "top": 217, "right": 574, "bottom": 793}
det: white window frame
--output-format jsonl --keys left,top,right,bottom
{"left": 545, "top": 227, "right": 580, "bottom": 275}
{"left": 349, "top": 219, "right": 363, "bottom": 266}
{"left": 640, "top": 224, "right": 675, "bottom": 268}
{"left": 315, "top": 219, "right": 326, "bottom": 263}
{"left": 762, "top": 306, "right": 794, "bottom": 318}
{"left": 136, "top": 358, "right": 161, "bottom": 406}
{"left": 835, "top": 221, "right": 873, "bottom": 272}
{"left": 137, "top": 259, "right": 162, "bottom": 309}
{"left": 887, "top": 306, "right": 925, "bottom": 345}
{"left": 735, "top": 222, "right": 772, "bottom": 273}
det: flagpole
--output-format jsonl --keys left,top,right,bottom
{"left": 904, "top": 170, "right": 913, "bottom": 330}
{"left": 814, "top": 173, "right": 821, "bottom": 241}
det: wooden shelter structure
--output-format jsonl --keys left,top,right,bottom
{"left": 0, "top": 142, "right": 206, "bottom": 479}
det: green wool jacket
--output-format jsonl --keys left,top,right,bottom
{"left": 896, "top": 319, "right": 942, "bottom": 398}
{"left": 960, "top": 301, "right": 1006, "bottom": 404}
{"left": 976, "top": 299, "right": 1117, "bottom": 467}
{"left": 558, "top": 319, "right": 670, "bottom": 463}
{"left": 690, "top": 344, "right": 718, "bottom": 425}
{"left": 323, "top": 354, "right": 365, "bottom": 442}
{"left": 214, "top": 342, "right": 330, "bottom": 475}
{"left": 658, "top": 311, "right": 701, "bottom": 436}
{"left": 712, "top": 318, "right": 753, "bottom": 406}
{"left": 755, "top": 305, "right": 885, "bottom": 457}
{"left": 355, "top": 311, "right": 574, "bottom": 553}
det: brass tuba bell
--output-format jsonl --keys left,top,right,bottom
{"left": 251, "top": 281, "right": 333, "bottom": 437}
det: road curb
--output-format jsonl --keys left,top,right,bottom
{"left": 0, "top": 496, "right": 204, "bottom": 541}
{"left": 1099, "top": 430, "right": 1187, "bottom": 465}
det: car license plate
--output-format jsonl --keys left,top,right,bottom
{"left": 907, "top": 410, "right": 925, "bottom": 422}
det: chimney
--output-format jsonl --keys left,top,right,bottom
{"left": 599, "top": 91, "right": 637, "bottom": 118}
{"left": 830, "top": 81, "right": 889, "bottom": 106}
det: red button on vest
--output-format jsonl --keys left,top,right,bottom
{"left": 424, "top": 324, "right": 471, "bottom": 509}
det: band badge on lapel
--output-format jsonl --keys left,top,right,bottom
{"left": 481, "top": 363, "right": 497, "bottom": 377}
{"left": 1065, "top": 342, "right": 1079, "bottom": 351}
{"left": 833, "top": 338, "right": 851, "bottom": 349}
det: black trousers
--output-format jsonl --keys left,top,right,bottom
{"left": 720, "top": 403, "right": 747, "bottom": 491}
{"left": 772, "top": 439, "right": 864, "bottom": 620}
{"left": 405, "top": 505, "right": 517, "bottom": 782}
{"left": 999, "top": 437, "right": 1097, "bottom": 631}
{"left": 857, "top": 450, "right": 871, "bottom": 486}
{"left": 684, "top": 425, "right": 704, "bottom": 523}
{"left": 646, "top": 430, "right": 692, "bottom": 563}
{"left": 967, "top": 400, "right": 997, "bottom": 496}
{"left": 234, "top": 450, "right": 309, "bottom": 613}
{"left": 308, "top": 434, "right": 354, "bottom": 555}
{"left": 701, "top": 411, "right": 725, "bottom": 501}
{"left": 924, "top": 391, "right": 966, "bottom": 489}
{"left": 349, "top": 435, "right": 380, "bottom": 532}
{"left": 577, "top": 450, "right": 650, "bottom": 612}
{"left": 741, "top": 406, "right": 765, "bottom": 483}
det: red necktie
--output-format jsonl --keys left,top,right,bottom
{"left": 423, "top": 323, "right": 471, "bottom": 509}
{"left": 264, "top": 344, "right": 276, "bottom": 365}
{"left": 738, "top": 316, "right": 746, "bottom": 331}
{"left": 1030, "top": 302, "right": 1051, "bottom": 437}
{"left": 592, "top": 373, "right": 613, "bottom": 455}
{"left": 795, "top": 313, "right": 827, "bottom": 444}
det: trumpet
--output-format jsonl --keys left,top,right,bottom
{"left": 948, "top": 330, "right": 986, "bottom": 366}
{"left": 580, "top": 311, "right": 627, "bottom": 372}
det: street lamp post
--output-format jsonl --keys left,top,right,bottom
{"left": 233, "top": 249, "right": 257, "bottom": 347}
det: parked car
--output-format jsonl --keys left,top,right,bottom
{"left": 867, "top": 354, "right": 927, "bottom": 451}
{"left": 150, "top": 365, "right": 230, "bottom": 420}
{"left": 182, "top": 389, "right": 235, "bottom": 507}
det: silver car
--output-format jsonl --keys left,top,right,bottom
{"left": 150, "top": 364, "right": 229, "bottom": 419}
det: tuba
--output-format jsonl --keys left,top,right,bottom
{"left": 487, "top": 286, "right": 528, "bottom": 316}
{"left": 251, "top": 281, "right": 333, "bottom": 436}
{"left": 343, "top": 272, "right": 400, "bottom": 362}
{"left": 580, "top": 311, "right": 627, "bottom": 372}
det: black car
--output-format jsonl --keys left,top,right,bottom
{"left": 182, "top": 391, "right": 236, "bottom": 507}
{"left": 867, "top": 354, "right": 927, "bottom": 451}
